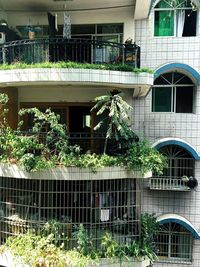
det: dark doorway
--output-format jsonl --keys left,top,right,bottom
{"left": 69, "top": 106, "right": 91, "bottom": 133}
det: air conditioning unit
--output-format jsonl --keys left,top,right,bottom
{"left": 0, "top": 32, "right": 5, "bottom": 44}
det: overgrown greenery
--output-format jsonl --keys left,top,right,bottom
{"left": 0, "top": 214, "right": 159, "bottom": 266}
{"left": 124, "top": 140, "right": 167, "bottom": 175}
{"left": 0, "top": 61, "right": 153, "bottom": 74}
{"left": 2, "top": 231, "right": 92, "bottom": 267}
{"left": 0, "top": 93, "right": 166, "bottom": 173}
{"left": 0, "top": 103, "right": 68, "bottom": 172}
{"left": 72, "top": 214, "right": 159, "bottom": 262}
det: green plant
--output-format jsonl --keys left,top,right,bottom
{"left": 0, "top": 102, "right": 69, "bottom": 171}
{"left": 100, "top": 232, "right": 119, "bottom": 258}
{"left": 64, "top": 153, "right": 120, "bottom": 172}
{"left": 20, "top": 153, "right": 37, "bottom": 172}
{"left": 91, "top": 91, "right": 134, "bottom": 153}
{"left": 1, "top": 215, "right": 159, "bottom": 266}
{"left": 73, "top": 224, "right": 97, "bottom": 259}
{"left": 17, "top": 108, "right": 68, "bottom": 171}
{"left": 138, "top": 213, "right": 160, "bottom": 261}
{"left": 0, "top": 93, "right": 165, "bottom": 175}
{"left": 124, "top": 140, "right": 167, "bottom": 174}
{"left": 19, "top": 108, "right": 68, "bottom": 157}
{"left": 2, "top": 231, "right": 93, "bottom": 267}
{"left": 41, "top": 219, "right": 65, "bottom": 247}
{"left": 0, "top": 61, "right": 154, "bottom": 74}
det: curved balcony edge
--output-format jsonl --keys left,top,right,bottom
{"left": 0, "top": 164, "right": 152, "bottom": 180}
{"left": 0, "top": 68, "right": 153, "bottom": 97}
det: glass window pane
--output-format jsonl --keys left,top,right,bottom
{"left": 71, "top": 24, "right": 95, "bottom": 35}
{"left": 155, "top": 0, "right": 172, "bottom": 8}
{"left": 96, "top": 35, "right": 119, "bottom": 43}
{"left": 152, "top": 87, "right": 172, "bottom": 112}
{"left": 182, "top": 10, "right": 197, "bottom": 37}
{"left": 176, "top": 87, "right": 193, "bottom": 113}
{"left": 97, "top": 24, "right": 123, "bottom": 34}
{"left": 94, "top": 35, "right": 119, "bottom": 63}
{"left": 154, "top": 10, "right": 174, "bottom": 36}
{"left": 154, "top": 73, "right": 173, "bottom": 85}
{"left": 173, "top": 73, "right": 193, "bottom": 84}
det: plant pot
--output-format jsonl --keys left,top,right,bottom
{"left": 88, "top": 258, "right": 151, "bottom": 267}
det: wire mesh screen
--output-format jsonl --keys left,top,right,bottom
{"left": 0, "top": 176, "right": 140, "bottom": 247}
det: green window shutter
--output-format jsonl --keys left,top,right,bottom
{"left": 152, "top": 87, "right": 172, "bottom": 112}
{"left": 154, "top": 10, "right": 174, "bottom": 36}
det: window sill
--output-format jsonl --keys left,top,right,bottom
{"left": 151, "top": 111, "right": 196, "bottom": 115}
{"left": 158, "top": 259, "right": 192, "bottom": 265}
{"left": 153, "top": 35, "right": 197, "bottom": 38}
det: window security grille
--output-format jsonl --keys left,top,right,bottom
{"left": 156, "top": 222, "right": 193, "bottom": 263}
{"left": 150, "top": 145, "right": 195, "bottom": 190}
{"left": 0, "top": 177, "right": 140, "bottom": 247}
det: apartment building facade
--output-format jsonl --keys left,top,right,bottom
{"left": 135, "top": 0, "right": 200, "bottom": 266}
{"left": 0, "top": 0, "right": 200, "bottom": 266}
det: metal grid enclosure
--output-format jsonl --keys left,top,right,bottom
{"left": 0, "top": 176, "right": 140, "bottom": 247}
{"left": 150, "top": 145, "right": 195, "bottom": 191}
{"left": 156, "top": 222, "right": 193, "bottom": 263}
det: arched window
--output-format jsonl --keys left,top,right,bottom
{"left": 156, "top": 222, "right": 193, "bottom": 262}
{"left": 154, "top": 0, "right": 197, "bottom": 37}
{"left": 152, "top": 72, "right": 194, "bottom": 113}
{"left": 158, "top": 145, "right": 195, "bottom": 179}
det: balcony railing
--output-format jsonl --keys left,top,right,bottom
{"left": 19, "top": 131, "right": 134, "bottom": 155}
{"left": 0, "top": 38, "right": 140, "bottom": 67}
{"left": 149, "top": 177, "right": 191, "bottom": 191}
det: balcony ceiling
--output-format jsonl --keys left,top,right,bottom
{"left": 0, "top": 0, "right": 135, "bottom": 12}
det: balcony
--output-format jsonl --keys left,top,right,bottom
{"left": 0, "top": 38, "right": 140, "bottom": 67}
{"left": 21, "top": 131, "right": 136, "bottom": 155}
{"left": 149, "top": 177, "right": 191, "bottom": 191}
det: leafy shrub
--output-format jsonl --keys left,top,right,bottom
{"left": 100, "top": 232, "right": 119, "bottom": 258}
{"left": 124, "top": 140, "right": 167, "bottom": 174}
{"left": 0, "top": 93, "right": 166, "bottom": 174}
{"left": 0, "top": 61, "right": 154, "bottom": 74}
{"left": 3, "top": 227, "right": 93, "bottom": 267}
{"left": 73, "top": 224, "right": 97, "bottom": 258}
{"left": 1, "top": 214, "right": 159, "bottom": 266}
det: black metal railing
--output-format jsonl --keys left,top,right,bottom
{"left": 0, "top": 38, "right": 140, "bottom": 67}
{"left": 19, "top": 131, "right": 134, "bottom": 155}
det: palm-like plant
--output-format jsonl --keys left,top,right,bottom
{"left": 91, "top": 90, "right": 133, "bottom": 154}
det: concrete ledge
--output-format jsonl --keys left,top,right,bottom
{"left": 0, "top": 68, "right": 153, "bottom": 97}
{"left": 0, "top": 164, "right": 152, "bottom": 180}
{"left": 89, "top": 258, "right": 150, "bottom": 267}
{"left": 0, "top": 251, "right": 151, "bottom": 267}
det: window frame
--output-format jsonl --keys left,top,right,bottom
{"left": 157, "top": 222, "right": 193, "bottom": 263}
{"left": 152, "top": 72, "right": 195, "bottom": 113}
{"left": 153, "top": 0, "right": 198, "bottom": 37}
{"left": 156, "top": 145, "right": 195, "bottom": 180}
{"left": 16, "top": 23, "right": 124, "bottom": 41}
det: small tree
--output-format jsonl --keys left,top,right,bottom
{"left": 0, "top": 96, "right": 69, "bottom": 171}
{"left": 91, "top": 90, "right": 133, "bottom": 154}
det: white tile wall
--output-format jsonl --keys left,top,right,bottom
{"left": 135, "top": 6, "right": 200, "bottom": 267}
